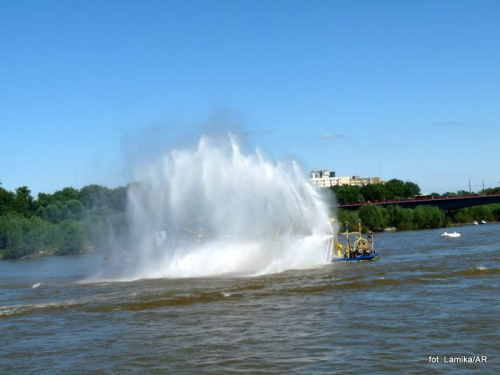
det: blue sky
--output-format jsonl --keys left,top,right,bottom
{"left": 1, "top": 0, "right": 499, "bottom": 196}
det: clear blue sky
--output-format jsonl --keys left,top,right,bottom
{"left": 1, "top": 0, "right": 499, "bottom": 196}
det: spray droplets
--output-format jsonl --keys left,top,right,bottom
{"left": 125, "top": 133, "right": 335, "bottom": 278}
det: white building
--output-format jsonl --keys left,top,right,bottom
{"left": 310, "top": 169, "right": 381, "bottom": 188}
{"left": 310, "top": 169, "right": 341, "bottom": 188}
{"left": 349, "top": 176, "right": 381, "bottom": 186}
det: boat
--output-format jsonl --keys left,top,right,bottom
{"left": 441, "top": 231, "right": 461, "bottom": 238}
{"left": 480, "top": 220, "right": 487, "bottom": 224}
{"left": 332, "top": 220, "right": 379, "bottom": 262}
{"left": 472, "top": 221, "right": 479, "bottom": 225}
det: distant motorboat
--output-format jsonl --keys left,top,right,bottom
{"left": 441, "top": 231, "right": 461, "bottom": 238}
{"left": 480, "top": 220, "right": 487, "bottom": 224}
{"left": 472, "top": 221, "right": 479, "bottom": 225}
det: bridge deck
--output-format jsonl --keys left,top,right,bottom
{"left": 337, "top": 193, "right": 500, "bottom": 211}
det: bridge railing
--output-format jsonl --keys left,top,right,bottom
{"left": 336, "top": 193, "right": 500, "bottom": 207}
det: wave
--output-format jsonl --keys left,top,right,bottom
{"left": 454, "top": 266, "right": 500, "bottom": 277}
{"left": 0, "top": 300, "right": 85, "bottom": 318}
{"left": 288, "top": 266, "right": 500, "bottom": 294}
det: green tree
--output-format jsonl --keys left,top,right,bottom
{"left": 413, "top": 205, "right": 445, "bottom": 229}
{"left": 36, "top": 187, "right": 79, "bottom": 209}
{"left": 56, "top": 220, "right": 84, "bottom": 255}
{"left": 384, "top": 179, "right": 405, "bottom": 200}
{"left": 12, "top": 186, "right": 35, "bottom": 217}
{"left": 36, "top": 192, "right": 55, "bottom": 208}
{"left": 0, "top": 187, "right": 15, "bottom": 215}
{"left": 360, "top": 184, "right": 387, "bottom": 202}
{"left": 65, "top": 199, "right": 85, "bottom": 220}
{"left": 336, "top": 209, "right": 359, "bottom": 232}
{"left": 0, "top": 214, "right": 24, "bottom": 257}
{"left": 0, "top": 183, "right": 132, "bottom": 259}
{"left": 107, "top": 187, "right": 127, "bottom": 212}
{"left": 54, "top": 187, "right": 80, "bottom": 201}
{"left": 39, "top": 202, "right": 65, "bottom": 223}
{"left": 454, "top": 204, "right": 500, "bottom": 223}
{"left": 0, "top": 214, "right": 57, "bottom": 259}
{"left": 470, "top": 205, "right": 494, "bottom": 221}
{"left": 454, "top": 208, "right": 473, "bottom": 223}
{"left": 22, "top": 216, "right": 57, "bottom": 256}
{"left": 483, "top": 187, "right": 500, "bottom": 194}
{"left": 37, "top": 192, "right": 85, "bottom": 223}
{"left": 331, "top": 185, "right": 364, "bottom": 204}
{"left": 386, "top": 205, "right": 414, "bottom": 230}
{"left": 358, "top": 204, "right": 387, "bottom": 231}
{"left": 82, "top": 208, "right": 122, "bottom": 251}
{"left": 80, "top": 185, "right": 114, "bottom": 209}
{"left": 403, "top": 181, "right": 421, "bottom": 198}
{"left": 492, "top": 204, "right": 500, "bottom": 221}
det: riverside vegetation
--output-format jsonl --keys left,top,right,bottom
{"left": 1, "top": 180, "right": 499, "bottom": 259}
{"left": 0, "top": 185, "right": 127, "bottom": 259}
{"left": 333, "top": 179, "right": 500, "bottom": 233}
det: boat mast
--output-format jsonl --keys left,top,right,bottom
{"left": 345, "top": 222, "right": 351, "bottom": 258}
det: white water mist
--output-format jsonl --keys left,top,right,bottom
{"left": 124, "top": 133, "right": 334, "bottom": 278}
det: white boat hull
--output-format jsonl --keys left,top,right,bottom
{"left": 441, "top": 232, "right": 461, "bottom": 238}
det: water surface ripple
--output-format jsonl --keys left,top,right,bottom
{"left": 1, "top": 224, "right": 499, "bottom": 374}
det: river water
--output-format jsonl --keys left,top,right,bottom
{"left": 1, "top": 223, "right": 499, "bottom": 374}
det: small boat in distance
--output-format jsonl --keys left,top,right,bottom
{"left": 332, "top": 220, "right": 379, "bottom": 262}
{"left": 441, "top": 231, "right": 461, "bottom": 238}
{"left": 473, "top": 221, "right": 479, "bottom": 225}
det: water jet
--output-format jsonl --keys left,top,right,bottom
{"left": 124, "top": 133, "right": 335, "bottom": 278}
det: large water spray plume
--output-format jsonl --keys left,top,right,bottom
{"left": 121, "top": 133, "right": 335, "bottom": 278}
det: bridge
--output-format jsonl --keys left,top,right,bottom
{"left": 336, "top": 193, "right": 500, "bottom": 211}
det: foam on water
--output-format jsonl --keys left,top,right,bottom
{"left": 121, "top": 133, "right": 336, "bottom": 279}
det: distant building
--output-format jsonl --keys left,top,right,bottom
{"left": 310, "top": 169, "right": 382, "bottom": 188}
{"left": 310, "top": 169, "right": 338, "bottom": 188}
{"left": 349, "top": 176, "right": 381, "bottom": 187}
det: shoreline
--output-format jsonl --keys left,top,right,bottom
{"left": 2, "top": 221, "right": 497, "bottom": 261}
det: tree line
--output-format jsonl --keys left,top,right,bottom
{"left": 1, "top": 179, "right": 499, "bottom": 259}
{"left": 0, "top": 185, "right": 128, "bottom": 259}
{"left": 331, "top": 178, "right": 500, "bottom": 204}
{"left": 331, "top": 179, "right": 421, "bottom": 204}
{"left": 332, "top": 180, "right": 500, "bottom": 232}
